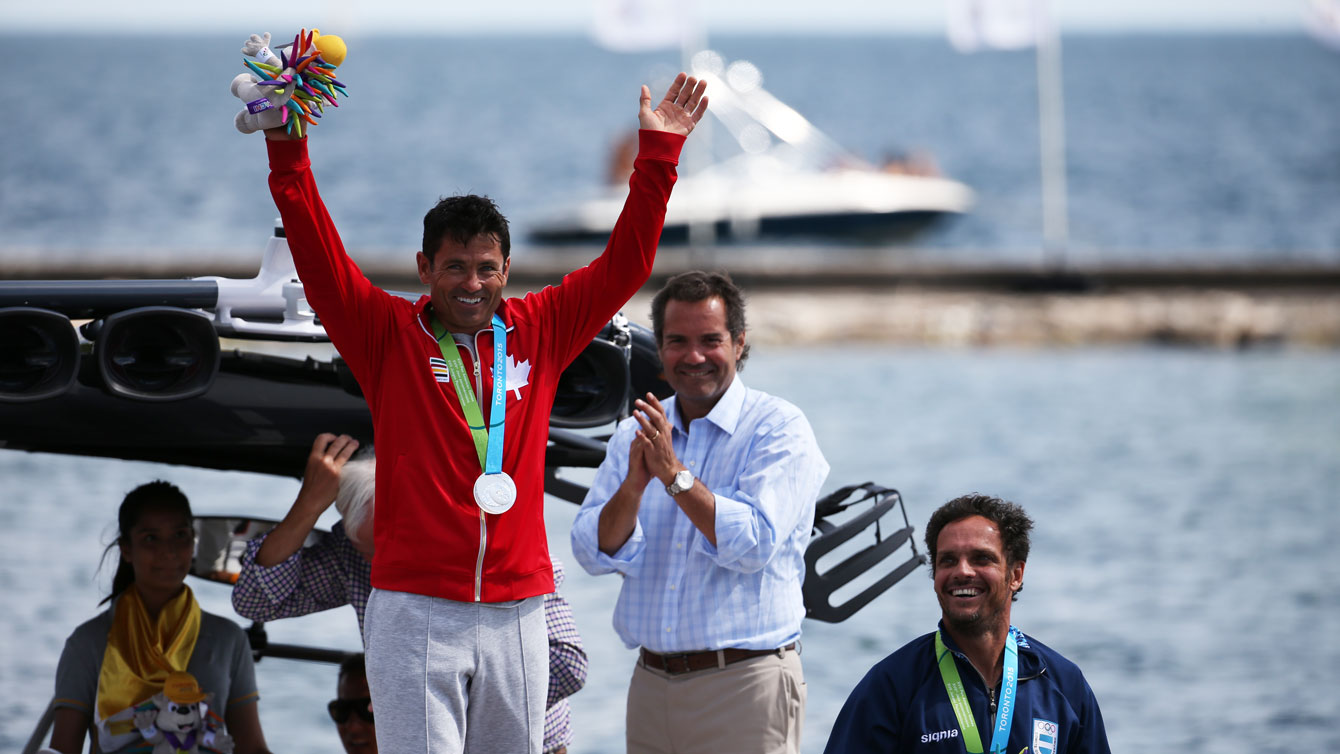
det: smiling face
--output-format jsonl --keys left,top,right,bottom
{"left": 336, "top": 670, "right": 377, "bottom": 754}
{"left": 932, "top": 515, "right": 1025, "bottom": 638}
{"left": 120, "top": 504, "right": 194, "bottom": 606}
{"left": 417, "top": 235, "right": 509, "bottom": 334}
{"left": 658, "top": 296, "right": 746, "bottom": 423}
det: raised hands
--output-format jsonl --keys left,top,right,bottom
{"left": 638, "top": 73, "right": 709, "bottom": 136}
{"left": 296, "top": 432, "right": 360, "bottom": 512}
{"left": 254, "top": 432, "right": 359, "bottom": 567}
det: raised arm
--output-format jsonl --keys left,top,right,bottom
{"left": 633, "top": 395, "right": 829, "bottom": 573}
{"left": 232, "top": 434, "right": 362, "bottom": 622}
{"left": 254, "top": 61, "right": 394, "bottom": 388}
{"left": 597, "top": 425, "right": 654, "bottom": 554}
{"left": 264, "top": 125, "right": 300, "bottom": 141}
{"left": 534, "top": 74, "right": 710, "bottom": 365}
{"left": 256, "top": 433, "right": 358, "bottom": 566}
{"left": 626, "top": 393, "right": 717, "bottom": 544}
{"left": 571, "top": 419, "right": 649, "bottom": 576}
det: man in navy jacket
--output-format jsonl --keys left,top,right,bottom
{"left": 824, "top": 494, "right": 1110, "bottom": 754}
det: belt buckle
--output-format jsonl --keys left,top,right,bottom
{"left": 662, "top": 653, "right": 693, "bottom": 675}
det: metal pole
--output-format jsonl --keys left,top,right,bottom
{"left": 20, "top": 699, "right": 59, "bottom": 754}
{"left": 682, "top": 26, "right": 717, "bottom": 254}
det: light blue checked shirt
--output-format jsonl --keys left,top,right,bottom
{"left": 571, "top": 377, "right": 829, "bottom": 653}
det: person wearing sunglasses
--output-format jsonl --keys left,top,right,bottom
{"left": 329, "top": 654, "right": 375, "bottom": 754}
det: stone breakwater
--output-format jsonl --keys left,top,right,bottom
{"left": 501, "top": 256, "right": 1340, "bottom": 348}
{"left": 5, "top": 255, "right": 1339, "bottom": 348}
{"left": 674, "top": 288, "right": 1340, "bottom": 348}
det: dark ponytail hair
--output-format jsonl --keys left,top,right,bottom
{"left": 99, "top": 481, "right": 193, "bottom": 605}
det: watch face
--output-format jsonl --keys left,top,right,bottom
{"left": 671, "top": 470, "right": 693, "bottom": 493}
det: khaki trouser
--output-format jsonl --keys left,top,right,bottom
{"left": 626, "top": 646, "right": 805, "bottom": 754}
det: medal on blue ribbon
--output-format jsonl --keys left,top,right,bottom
{"left": 434, "top": 313, "right": 515, "bottom": 514}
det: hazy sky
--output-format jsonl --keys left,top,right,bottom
{"left": 0, "top": 0, "right": 1309, "bottom": 34}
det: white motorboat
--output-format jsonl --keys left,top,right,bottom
{"left": 530, "top": 52, "right": 974, "bottom": 244}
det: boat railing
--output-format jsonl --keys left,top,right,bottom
{"left": 21, "top": 698, "right": 58, "bottom": 754}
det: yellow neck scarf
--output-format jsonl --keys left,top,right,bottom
{"left": 96, "top": 585, "right": 202, "bottom": 723}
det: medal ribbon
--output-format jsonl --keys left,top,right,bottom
{"left": 433, "top": 314, "right": 507, "bottom": 475}
{"left": 933, "top": 627, "right": 1019, "bottom": 754}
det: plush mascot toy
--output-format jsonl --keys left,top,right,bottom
{"left": 231, "top": 29, "right": 348, "bottom": 137}
{"left": 132, "top": 672, "right": 234, "bottom": 754}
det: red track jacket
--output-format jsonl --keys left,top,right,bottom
{"left": 268, "top": 131, "right": 682, "bottom": 602}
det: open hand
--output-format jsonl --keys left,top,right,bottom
{"left": 241, "top": 32, "right": 278, "bottom": 65}
{"left": 638, "top": 73, "right": 709, "bottom": 136}
{"left": 296, "top": 432, "right": 360, "bottom": 512}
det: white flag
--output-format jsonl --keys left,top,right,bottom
{"left": 591, "top": 0, "right": 697, "bottom": 53}
{"left": 946, "top": 0, "right": 1049, "bottom": 53}
{"left": 1305, "top": 0, "right": 1340, "bottom": 51}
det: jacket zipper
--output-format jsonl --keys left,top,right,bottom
{"left": 988, "top": 686, "right": 997, "bottom": 731}
{"left": 955, "top": 647, "right": 1000, "bottom": 738}
{"left": 471, "top": 336, "right": 486, "bottom": 602}
{"left": 951, "top": 646, "right": 1045, "bottom": 743}
{"left": 475, "top": 511, "right": 487, "bottom": 602}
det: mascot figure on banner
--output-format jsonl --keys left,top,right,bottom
{"left": 231, "top": 28, "right": 348, "bottom": 137}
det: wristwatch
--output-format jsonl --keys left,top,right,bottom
{"left": 665, "top": 469, "right": 694, "bottom": 496}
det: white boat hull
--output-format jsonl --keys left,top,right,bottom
{"left": 532, "top": 166, "right": 974, "bottom": 244}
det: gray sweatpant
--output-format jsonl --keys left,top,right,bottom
{"left": 364, "top": 587, "right": 548, "bottom": 754}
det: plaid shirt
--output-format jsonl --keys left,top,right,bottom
{"left": 233, "top": 522, "right": 587, "bottom": 752}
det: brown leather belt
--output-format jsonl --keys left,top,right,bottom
{"left": 639, "top": 643, "right": 797, "bottom": 676}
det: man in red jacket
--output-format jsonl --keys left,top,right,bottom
{"left": 260, "top": 73, "right": 707, "bottom": 753}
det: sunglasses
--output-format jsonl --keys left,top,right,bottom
{"left": 328, "top": 697, "right": 374, "bottom": 724}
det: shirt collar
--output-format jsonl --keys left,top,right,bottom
{"left": 934, "top": 620, "right": 1044, "bottom": 678}
{"left": 414, "top": 296, "right": 515, "bottom": 339}
{"left": 669, "top": 376, "right": 747, "bottom": 436}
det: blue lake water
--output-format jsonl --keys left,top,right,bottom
{"left": 2, "top": 29, "right": 1338, "bottom": 754}
{"left": 2, "top": 33, "right": 1339, "bottom": 264}
{"left": 3, "top": 345, "right": 1337, "bottom": 752}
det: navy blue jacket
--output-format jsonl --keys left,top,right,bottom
{"left": 824, "top": 625, "right": 1110, "bottom": 754}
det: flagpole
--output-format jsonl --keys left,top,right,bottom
{"left": 683, "top": 24, "right": 717, "bottom": 250}
{"left": 1035, "top": 2, "right": 1070, "bottom": 270}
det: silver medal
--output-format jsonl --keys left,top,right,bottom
{"left": 474, "top": 471, "right": 517, "bottom": 514}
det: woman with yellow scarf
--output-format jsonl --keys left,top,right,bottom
{"left": 46, "top": 481, "right": 272, "bottom": 754}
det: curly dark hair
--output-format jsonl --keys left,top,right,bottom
{"left": 650, "top": 270, "right": 750, "bottom": 369}
{"left": 421, "top": 194, "right": 511, "bottom": 262}
{"left": 924, "top": 493, "right": 1033, "bottom": 601}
